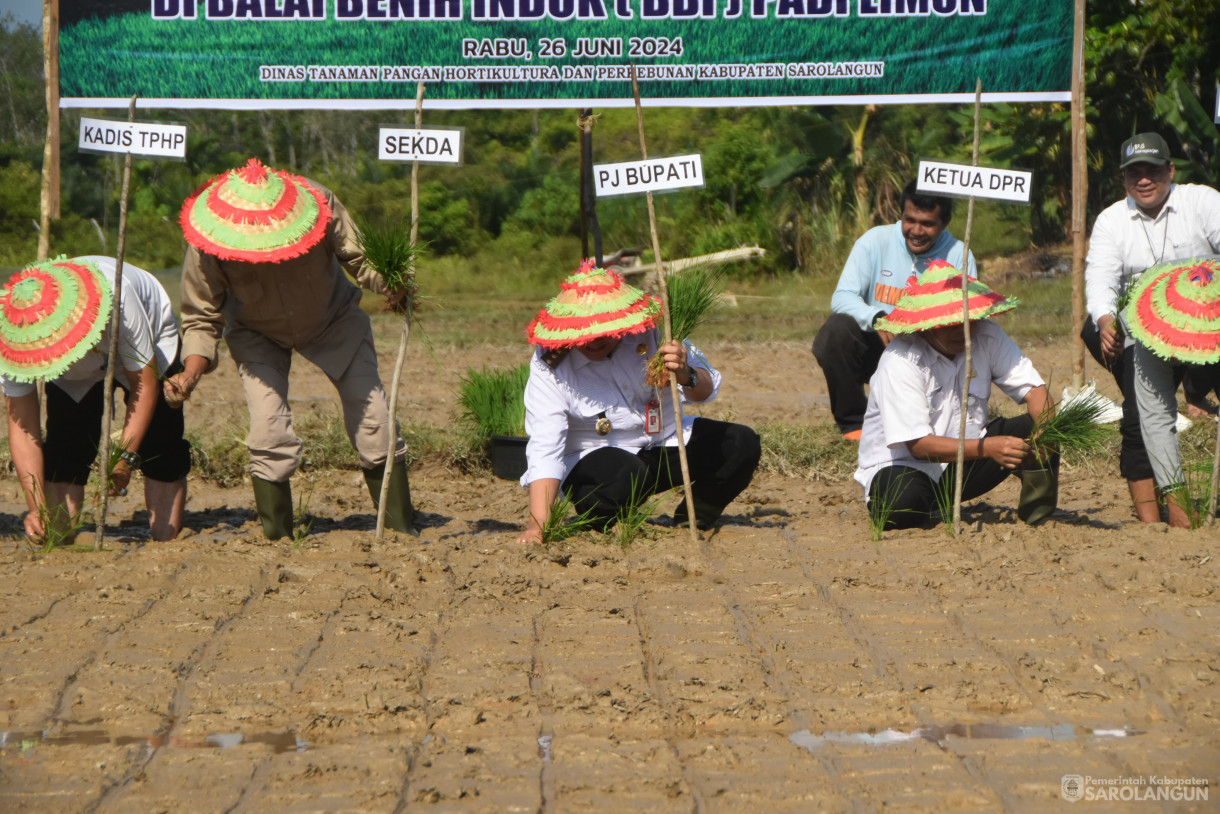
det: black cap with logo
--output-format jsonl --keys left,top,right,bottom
{"left": 1119, "top": 133, "right": 1171, "bottom": 169}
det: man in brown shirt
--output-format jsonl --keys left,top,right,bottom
{"left": 164, "top": 158, "right": 415, "bottom": 539}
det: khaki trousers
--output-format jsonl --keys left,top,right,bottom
{"left": 239, "top": 336, "right": 407, "bottom": 482}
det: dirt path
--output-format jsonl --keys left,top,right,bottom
{"left": 0, "top": 337, "right": 1216, "bottom": 812}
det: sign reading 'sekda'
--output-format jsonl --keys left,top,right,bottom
{"left": 595, "top": 155, "right": 704, "bottom": 198}
{"left": 917, "top": 160, "right": 1032, "bottom": 204}
{"left": 378, "top": 127, "right": 463, "bottom": 164}
{"left": 78, "top": 117, "right": 187, "bottom": 159}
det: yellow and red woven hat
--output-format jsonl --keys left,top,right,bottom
{"left": 179, "top": 158, "right": 331, "bottom": 263}
{"left": 526, "top": 259, "right": 662, "bottom": 348}
{"left": 1124, "top": 257, "right": 1220, "bottom": 364}
{"left": 0, "top": 256, "right": 112, "bottom": 383}
{"left": 875, "top": 259, "right": 1016, "bottom": 334}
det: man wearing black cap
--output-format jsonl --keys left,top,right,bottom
{"left": 1083, "top": 132, "right": 1220, "bottom": 523}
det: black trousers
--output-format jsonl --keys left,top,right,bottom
{"left": 562, "top": 418, "right": 761, "bottom": 531}
{"left": 1080, "top": 319, "right": 1154, "bottom": 481}
{"left": 812, "top": 312, "right": 886, "bottom": 434}
{"left": 44, "top": 364, "right": 192, "bottom": 485}
{"left": 866, "top": 415, "right": 1035, "bottom": 531}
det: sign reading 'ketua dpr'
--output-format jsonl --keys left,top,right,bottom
{"left": 78, "top": 117, "right": 187, "bottom": 159}
{"left": 595, "top": 155, "right": 704, "bottom": 198}
{"left": 377, "top": 127, "right": 464, "bottom": 164}
{"left": 917, "top": 160, "right": 1032, "bottom": 204}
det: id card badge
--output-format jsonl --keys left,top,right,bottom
{"left": 644, "top": 400, "right": 661, "bottom": 434}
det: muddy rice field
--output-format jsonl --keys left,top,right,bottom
{"left": 0, "top": 330, "right": 1216, "bottom": 812}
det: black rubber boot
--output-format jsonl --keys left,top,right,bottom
{"left": 251, "top": 475, "right": 294, "bottom": 540}
{"left": 363, "top": 460, "right": 419, "bottom": 536}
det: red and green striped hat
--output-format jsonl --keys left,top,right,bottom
{"left": 0, "top": 256, "right": 113, "bottom": 383}
{"left": 526, "top": 260, "right": 662, "bottom": 348}
{"left": 875, "top": 259, "right": 1016, "bottom": 334}
{"left": 180, "top": 158, "right": 331, "bottom": 263}
{"left": 1124, "top": 257, "right": 1220, "bottom": 364}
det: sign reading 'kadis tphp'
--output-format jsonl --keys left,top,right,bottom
{"left": 595, "top": 155, "right": 704, "bottom": 197}
{"left": 917, "top": 159, "right": 1032, "bottom": 204}
{"left": 78, "top": 117, "right": 188, "bottom": 160}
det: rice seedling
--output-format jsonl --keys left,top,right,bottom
{"left": 607, "top": 480, "right": 672, "bottom": 548}
{"left": 645, "top": 267, "right": 725, "bottom": 388}
{"left": 1161, "top": 469, "right": 1213, "bottom": 530}
{"left": 1029, "top": 389, "right": 1115, "bottom": 467}
{"left": 932, "top": 472, "right": 956, "bottom": 537}
{"left": 292, "top": 478, "right": 317, "bottom": 549}
{"left": 535, "top": 491, "right": 601, "bottom": 546}
{"left": 357, "top": 218, "right": 420, "bottom": 312}
{"left": 457, "top": 364, "right": 529, "bottom": 439}
{"left": 866, "top": 468, "right": 913, "bottom": 542}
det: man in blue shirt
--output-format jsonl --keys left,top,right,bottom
{"left": 812, "top": 180, "right": 977, "bottom": 439}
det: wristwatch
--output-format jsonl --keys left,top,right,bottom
{"left": 118, "top": 450, "right": 142, "bottom": 468}
{"left": 683, "top": 367, "right": 700, "bottom": 388}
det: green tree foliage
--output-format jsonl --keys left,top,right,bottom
{"left": 0, "top": 13, "right": 44, "bottom": 148}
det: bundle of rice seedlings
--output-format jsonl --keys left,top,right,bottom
{"left": 1030, "top": 389, "right": 1115, "bottom": 466}
{"left": 458, "top": 364, "right": 529, "bottom": 439}
{"left": 645, "top": 267, "right": 724, "bottom": 388}
{"left": 357, "top": 219, "right": 419, "bottom": 313}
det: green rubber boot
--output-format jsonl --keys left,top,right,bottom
{"left": 363, "top": 460, "right": 419, "bottom": 536}
{"left": 251, "top": 475, "right": 294, "bottom": 540}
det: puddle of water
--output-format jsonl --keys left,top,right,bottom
{"left": 790, "top": 724, "right": 1137, "bottom": 753}
{"left": 1, "top": 729, "right": 307, "bottom": 754}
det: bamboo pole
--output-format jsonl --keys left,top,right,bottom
{"left": 375, "top": 81, "right": 424, "bottom": 539}
{"left": 37, "top": 0, "right": 60, "bottom": 261}
{"left": 95, "top": 95, "right": 137, "bottom": 550}
{"left": 1207, "top": 415, "right": 1219, "bottom": 528}
{"left": 951, "top": 80, "right": 982, "bottom": 537}
{"left": 630, "top": 68, "right": 698, "bottom": 542}
{"left": 1069, "top": 0, "right": 1088, "bottom": 390}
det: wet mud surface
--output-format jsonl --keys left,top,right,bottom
{"left": 1, "top": 337, "right": 1216, "bottom": 812}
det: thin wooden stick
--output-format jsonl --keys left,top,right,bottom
{"left": 96, "top": 94, "right": 137, "bottom": 550}
{"left": 376, "top": 81, "right": 424, "bottom": 539}
{"left": 951, "top": 79, "right": 982, "bottom": 537}
{"left": 1206, "top": 415, "right": 1219, "bottom": 528}
{"left": 1069, "top": 0, "right": 1088, "bottom": 390}
{"left": 631, "top": 67, "right": 698, "bottom": 542}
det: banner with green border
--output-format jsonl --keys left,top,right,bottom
{"left": 59, "top": 0, "right": 1071, "bottom": 110}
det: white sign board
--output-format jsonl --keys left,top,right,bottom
{"left": 378, "top": 127, "right": 463, "bottom": 164}
{"left": 917, "top": 160, "right": 1032, "bottom": 204}
{"left": 595, "top": 155, "right": 704, "bottom": 198}
{"left": 78, "top": 117, "right": 187, "bottom": 159}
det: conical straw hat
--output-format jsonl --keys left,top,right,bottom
{"left": 180, "top": 158, "right": 331, "bottom": 263}
{"left": 1125, "top": 256, "right": 1220, "bottom": 364}
{"left": 0, "top": 256, "right": 112, "bottom": 382}
{"left": 875, "top": 259, "right": 1016, "bottom": 334}
{"left": 526, "top": 259, "right": 662, "bottom": 348}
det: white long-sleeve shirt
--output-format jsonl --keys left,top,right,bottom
{"left": 1085, "top": 183, "right": 1220, "bottom": 326}
{"left": 521, "top": 328, "right": 721, "bottom": 486}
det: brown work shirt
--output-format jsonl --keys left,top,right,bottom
{"left": 179, "top": 185, "right": 389, "bottom": 380}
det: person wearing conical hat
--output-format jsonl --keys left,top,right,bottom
{"left": 1083, "top": 132, "right": 1220, "bottom": 524}
{"left": 0, "top": 256, "right": 190, "bottom": 542}
{"left": 515, "top": 260, "right": 761, "bottom": 544}
{"left": 854, "top": 261, "right": 1053, "bottom": 530}
{"left": 163, "top": 158, "right": 416, "bottom": 540}
{"left": 1127, "top": 257, "right": 1220, "bottom": 528}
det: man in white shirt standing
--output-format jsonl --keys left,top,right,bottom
{"left": 1083, "top": 132, "right": 1220, "bottom": 522}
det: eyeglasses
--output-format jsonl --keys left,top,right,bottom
{"left": 1122, "top": 164, "right": 1169, "bottom": 182}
